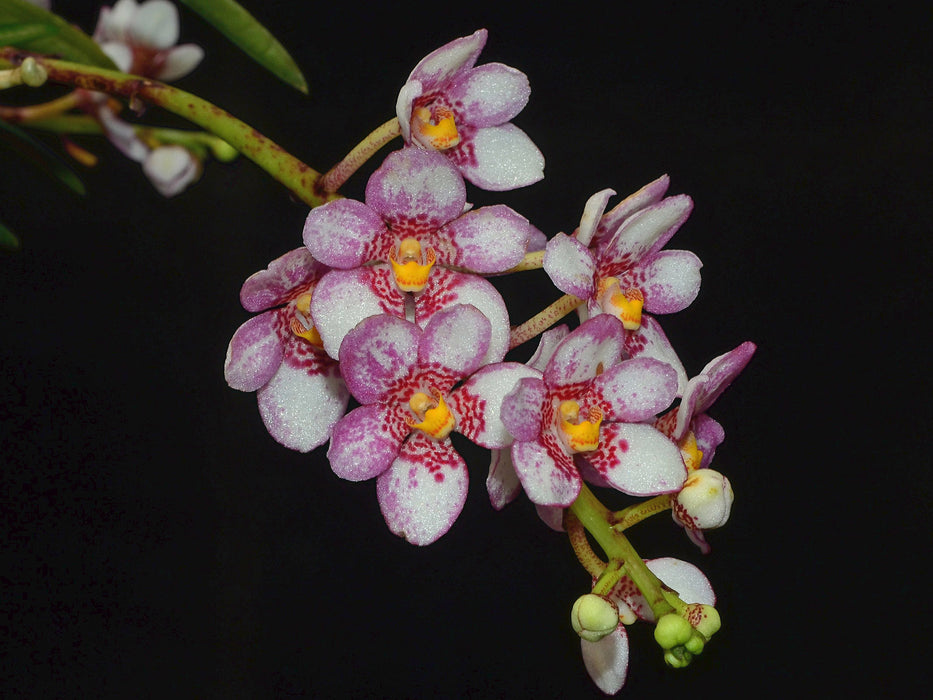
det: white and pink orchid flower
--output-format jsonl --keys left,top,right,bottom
{"left": 327, "top": 305, "right": 535, "bottom": 545}
{"left": 501, "top": 315, "right": 687, "bottom": 507}
{"left": 224, "top": 248, "right": 349, "bottom": 453}
{"left": 396, "top": 29, "right": 544, "bottom": 191}
{"left": 654, "top": 340, "right": 756, "bottom": 551}
{"left": 94, "top": 0, "right": 204, "bottom": 81}
{"left": 582, "top": 558, "right": 715, "bottom": 694}
{"left": 543, "top": 177, "right": 702, "bottom": 394}
{"left": 304, "top": 148, "right": 532, "bottom": 361}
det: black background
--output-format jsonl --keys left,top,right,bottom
{"left": 2, "top": 1, "right": 930, "bottom": 697}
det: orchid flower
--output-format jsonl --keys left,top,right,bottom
{"left": 653, "top": 341, "right": 756, "bottom": 552}
{"left": 501, "top": 314, "right": 687, "bottom": 507}
{"left": 224, "top": 248, "right": 349, "bottom": 453}
{"left": 304, "top": 147, "right": 534, "bottom": 361}
{"left": 396, "top": 29, "right": 544, "bottom": 191}
{"left": 581, "top": 558, "right": 716, "bottom": 694}
{"left": 327, "top": 304, "right": 535, "bottom": 545}
{"left": 543, "top": 177, "right": 702, "bottom": 393}
{"left": 93, "top": 0, "right": 204, "bottom": 81}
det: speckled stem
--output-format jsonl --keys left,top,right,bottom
{"left": 508, "top": 294, "right": 584, "bottom": 349}
{"left": 569, "top": 483, "right": 676, "bottom": 620}
{"left": 321, "top": 117, "right": 401, "bottom": 193}
{"left": 0, "top": 91, "right": 79, "bottom": 121}
{"left": 564, "top": 509, "right": 605, "bottom": 578}
{"left": 611, "top": 495, "right": 673, "bottom": 532}
{"left": 0, "top": 50, "right": 335, "bottom": 208}
{"left": 506, "top": 250, "right": 544, "bottom": 272}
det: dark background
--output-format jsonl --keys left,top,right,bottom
{"left": 2, "top": 1, "right": 930, "bottom": 697}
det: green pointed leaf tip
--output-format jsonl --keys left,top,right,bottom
{"left": 179, "top": 0, "right": 308, "bottom": 94}
{"left": 1, "top": 220, "right": 21, "bottom": 250}
{"left": 0, "top": 120, "right": 86, "bottom": 195}
{"left": 0, "top": 0, "right": 117, "bottom": 68}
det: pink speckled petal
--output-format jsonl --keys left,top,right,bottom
{"left": 407, "top": 29, "right": 486, "bottom": 89}
{"left": 621, "top": 316, "right": 688, "bottom": 397}
{"left": 328, "top": 403, "right": 408, "bottom": 481}
{"left": 527, "top": 325, "right": 570, "bottom": 371}
{"left": 377, "top": 432, "right": 469, "bottom": 545}
{"left": 456, "top": 124, "right": 544, "bottom": 191}
{"left": 416, "top": 269, "right": 510, "bottom": 364}
{"left": 594, "top": 175, "right": 670, "bottom": 243}
{"left": 418, "top": 304, "right": 490, "bottom": 377}
{"left": 240, "top": 248, "right": 326, "bottom": 313}
{"left": 576, "top": 188, "right": 615, "bottom": 247}
{"left": 310, "top": 267, "right": 405, "bottom": 361}
{"left": 302, "top": 199, "right": 387, "bottom": 269}
{"left": 694, "top": 414, "right": 725, "bottom": 469}
{"left": 602, "top": 195, "right": 693, "bottom": 271}
{"left": 543, "top": 233, "right": 597, "bottom": 299}
{"left": 589, "top": 357, "right": 678, "bottom": 422}
{"left": 581, "top": 625, "right": 629, "bottom": 695}
{"left": 585, "top": 422, "right": 686, "bottom": 496}
{"left": 545, "top": 315, "right": 624, "bottom": 390}
{"left": 500, "top": 375, "right": 547, "bottom": 442}
{"left": 339, "top": 314, "right": 419, "bottom": 405}
{"left": 435, "top": 205, "right": 531, "bottom": 272}
{"left": 486, "top": 448, "right": 521, "bottom": 510}
{"left": 257, "top": 362, "right": 348, "bottom": 453}
{"left": 224, "top": 311, "right": 283, "bottom": 392}
{"left": 451, "top": 362, "right": 540, "bottom": 448}
{"left": 365, "top": 148, "right": 466, "bottom": 231}
{"left": 641, "top": 250, "right": 702, "bottom": 314}
{"left": 511, "top": 439, "right": 581, "bottom": 507}
{"left": 615, "top": 557, "right": 715, "bottom": 623}
{"left": 156, "top": 44, "right": 203, "bottom": 81}
{"left": 446, "top": 62, "right": 530, "bottom": 127}
{"left": 693, "top": 341, "right": 757, "bottom": 415}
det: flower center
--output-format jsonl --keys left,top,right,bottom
{"left": 597, "top": 277, "right": 644, "bottom": 330}
{"left": 411, "top": 105, "right": 461, "bottom": 151}
{"left": 679, "top": 431, "right": 704, "bottom": 472}
{"left": 557, "top": 400, "right": 603, "bottom": 453}
{"left": 407, "top": 388, "right": 456, "bottom": 440}
{"left": 389, "top": 237, "right": 436, "bottom": 292}
{"left": 289, "top": 292, "right": 323, "bottom": 346}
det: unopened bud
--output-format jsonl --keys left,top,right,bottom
{"left": 683, "top": 603, "right": 721, "bottom": 639}
{"left": 571, "top": 593, "right": 619, "bottom": 642}
{"left": 664, "top": 647, "right": 693, "bottom": 668}
{"left": 21, "top": 58, "right": 48, "bottom": 87}
{"left": 654, "top": 612, "right": 693, "bottom": 650}
{"left": 673, "top": 469, "right": 734, "bottom": 530}
{"left": 684, "top": 631, "right": 705, "bottom": 655}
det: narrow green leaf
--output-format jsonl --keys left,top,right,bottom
{"left": 179, "top": 0, "right": 308, "bottom": 94}
{"left": 1, "top": 219, "right": 21, "bottom": 250}
{"left": 0, "top": 0, "right": 117, "bottom": 68}
{"left": 0, "top": 119, "right": 86, "bottom": 195}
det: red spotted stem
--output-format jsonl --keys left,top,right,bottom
{"left": 321, "top": 117, "right": 401, "bottom": 193}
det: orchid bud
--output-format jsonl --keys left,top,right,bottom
{"left": 571, "top": 593, "right": 619, "bottom": 642}
{"left": 654, "top": 612, "right": 693, "bottom": 650}
{"left": 664, "top": 647, "right": 693, "bottom": 668}
{"left": 143, "top": 146, "right": 201, "bottom": 197}
{"left": 683, "top": 603, "right": 721, "bottom": 639}
{"left": 673, "top": 469, "right": 734, "bottom": 530}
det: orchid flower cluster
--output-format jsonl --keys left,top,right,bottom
{"left": 2, "top": 3, "right": 754, "bottom": 694}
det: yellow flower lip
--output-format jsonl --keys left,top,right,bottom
{"left": 407, "top": 388, "right": 456, "bottom": 440}
{"left": 289, "top": 292, "right": 323, "bottom": 346}
{"left": 597, "top": 277, "right": 644, "bottom": 330}
{"left": 389, "top": 237, "right": 436, "bottom": 292}
{"left": 411, "top": 105, "right": 461, "bottom": 151}
{"left": 557, "top": 400, "right": 603, "bottom": 453}
{"left": 679, "top": 431, "right": 704, "bottom": 472}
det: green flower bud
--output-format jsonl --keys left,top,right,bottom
{"left": 683, "top": 603, "right": 721, "bottom": 639}
{"left": 654, "top": 612, "right": 693, "bottom": 649}
{"left": 664, "top": 647, "right": 693, "bottom": 668}
{"left": 684, "top": 631, "right": 705, "bottom": 655}
{"left": 571, "top": 593, "right": 619, "bottom": 643}
{"left": 21, "top": 58, "right": 48, "bottom": 88}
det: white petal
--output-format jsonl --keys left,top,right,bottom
{"left": 129, "top": 0, "right": 179, "bottom": 49}
{"left": 156, "top": 44, "right": 204, "bottom": 81}
{"left": 581, "top": 625, "right": 629, "bottom": 695}
{"left": 458, "top": 124, "right": 544, "bottom": 191}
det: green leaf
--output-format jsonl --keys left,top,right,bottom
{"left": 0, "top": 0, "right": 117, "bottom": 68}
{"left": 179, "top": 0, "right": 308, "bottom": 94}
{"left": 1, "top": 219, "right": 21, "bottom": 250}
{"left": 0, "top": 119, "right": 86, "bottom": 195}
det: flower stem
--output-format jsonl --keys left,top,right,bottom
{"left": 0, "top": 50, "right": 334, "bottom": 208}
{"left": 0, "top": 91, "right": 79, "bottom": 122}
{"left": 509, "top": 294, "right": 583, "bottom": 349}
{"left": 506, "top": 250, "right": 544, "bottom": 272}
{"left": 564, "top": 509, "right": 605, "bottom": 578}
{"left": 321, "top": 117, "right": 401, "bottom": 193}
{"left": 569, "top": 483, "right": 676, "bottom": 620}
{"left": 611, "top": 495, "right": 673, "bottom": 532}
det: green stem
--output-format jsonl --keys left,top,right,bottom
{"left": 569, "top": 483, "right": 676, "bottom": 619}
{"left": 611, "top": 494, "right": 673, "bottom": 532}
{"left": 0, "top": 49, "right": 334, "bottom": 208}
{"left": 505, "top": 250, "right": 544, "bottom": 272}
{"left": 321, "top": 117, "right": 400, "bottom": 193}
